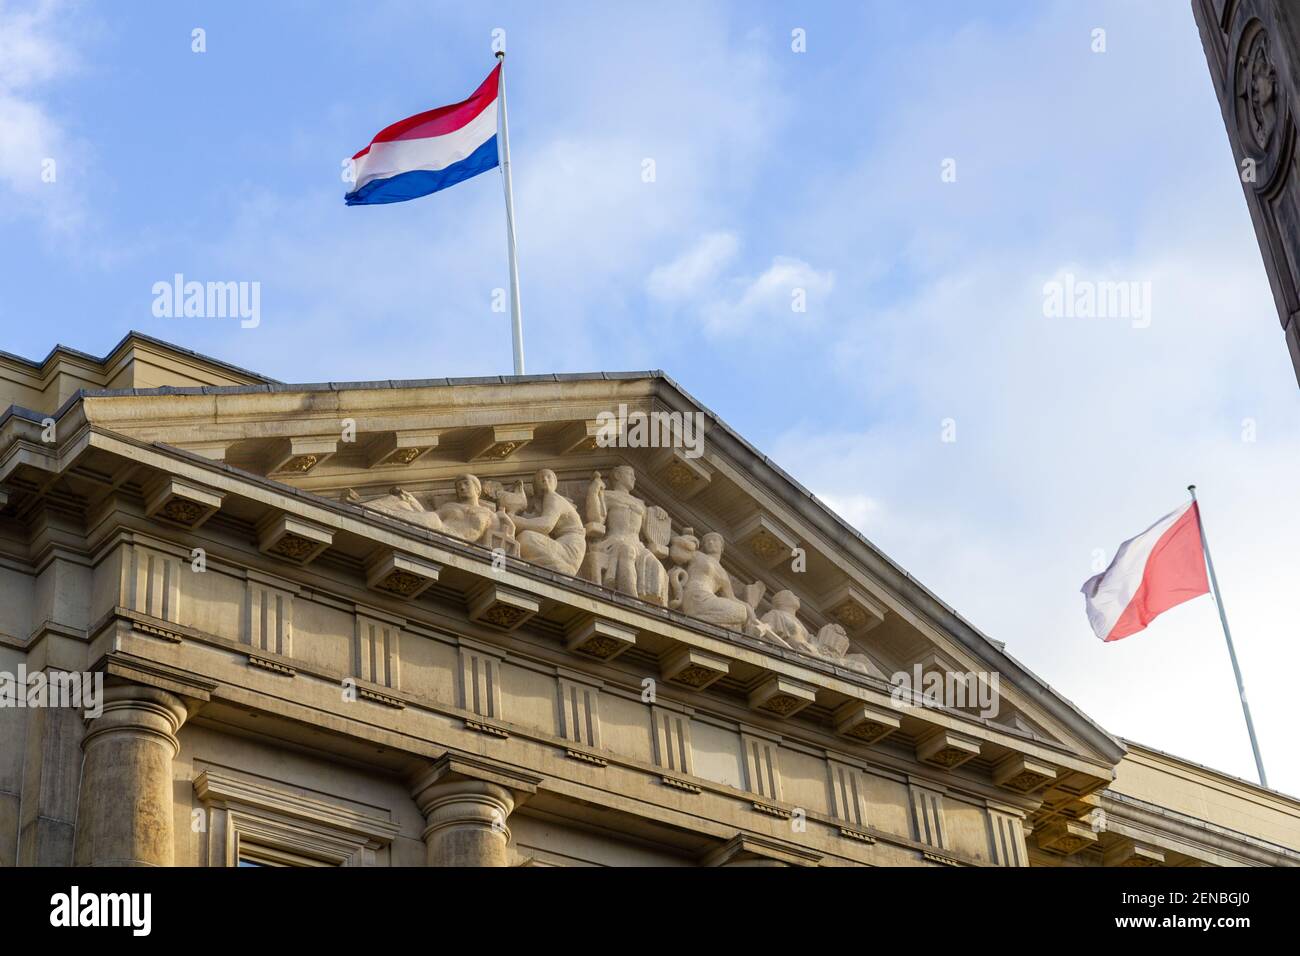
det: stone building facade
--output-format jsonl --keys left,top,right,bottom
{"left": 0, "top": 332, "right": 1296, "bottom": 867}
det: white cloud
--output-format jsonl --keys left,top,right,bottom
{"left": 647, "top": 234, "right": 835, "bottom": 337}
{"left": 646, "top": 231, "right": 738, "bottom": 301}
{"left": 702, "top": 255, "right": 834, "bottom": 335}
{"left": 819, "top": 492, "right": 882, "bottom": 532}
{"left": 0, "top": 0, "right": 81, "bottom": 231}
{"left": 0, "top": 0, "right": 65, "bottom": 89}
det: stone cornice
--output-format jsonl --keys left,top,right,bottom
{"left": 1100, "top": 790, "right": 1300, "bottom": 867}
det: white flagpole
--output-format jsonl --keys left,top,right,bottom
{"left": 495, "top": 51, "right": 525, "bottom": 375}
{"left": 1187, "top": 485, "right": 1269, "bottom": 787}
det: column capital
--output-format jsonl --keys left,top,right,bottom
{"left": 408, "top": 753, "right": 541, "bottom": 867}
{"left": 82, "top": 684, "right": 190, "bottom": 758}
{"left": 409, "top": 752, "right": 542, "bottom": 808}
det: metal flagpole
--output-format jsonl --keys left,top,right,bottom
{"left": 495, "top": 50, "right": 525, "bottom": 375}
{"left": 1187, "top": 485, "right": 1269, "bottom": 788}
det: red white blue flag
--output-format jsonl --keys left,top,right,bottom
{"left": 346, "top": 64, "right": 501, "bottom": 206}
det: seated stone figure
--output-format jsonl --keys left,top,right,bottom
{"left": 670, "top": 532, "right": 765, "bottom": 636}
{"left": 509, "top": 469, "right": 586, "bottom": 575}
{"left": 760, "top": 590, "right": 818, "bottom": 653}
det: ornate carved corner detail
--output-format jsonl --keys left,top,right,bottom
{"left": 565, "top": 616, "right": 637, "bottom": 661}
{"left": 660, "top": 646, "right": 728, "bottom": 689}
{"left": 747, "top": 675, "right": 816, "bottom": 718}
{"left": 257, "top": 513, "right": 333, "bottom": 565}
{"left": 993, "top": 754, "right": 1057, "bottom": 794}
{"left": 1035, "top": 820, "right": 1098, "bottom": 856}
{"left": 465, "top": 718, "right": 510, "bottom": 738}
{"left": 839, "top": 826, "right": 876, "bottom": 844}
{"left": 1227, "top": 17, "right": 1291, "bottom": 193}
{"left": 734, "top": 513, "right": 798, "bottom": 569}
{"left": 916, "top": 730, "right": 981, "bottom": 770}
{"left": 248, "top": 654, "right": 295, "bottom": 676}
{"left": 653, "top": 447, "right": 711, "bottom": 499}
{"left": 822, "top": 582, "right": 886, "bottom": 633}
{"left": 466, "top": 425, "right": 534, "bottom": 462}
{"left": 467, "top": 584, "right": 539, "bottom": 632}
{"left": 661, "top": 775, "right": 702, "bottom": 794}
{"left": 752, "top": 801, "right": 792, "bottom": 819}
{"left": 144, "top": 477, "right": 224, "bottom": 530}
{"left": 365, "top": 551, "right": 441, "bottom": 601}
{"left": 366, "top": 431, "right": 440, "bottom": 468}
{"left": 358, "top": 686, "right": 405, "bottom": 709}
{"left": 565, "top": 748, "right": 608, "bottom": 767}
{"left": 266, "top": 437, "right": 338, "bottom": 476}
{"left": 833, "top": 701, "right": 901, "bottom": 744}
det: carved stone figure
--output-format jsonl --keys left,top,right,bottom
{"left": 348, "top": 475, "right": 516, "bottom": 551}
{"left": 348, "top": 485, "right": 444, "bottom": 532}
{"left": 584, "top": 471, "right": 606, "bottom": 529}
{"left": 760, "top": 590, "right": 817, "bottom": 653}
{"left": 482, "top": 478, "right": 528, "bottom": 517}
{"left": 438, "top": 474, "right": 507, "bottom": 543}
{"left": 509, "top": 468, "right": 586, "bottom": 575}
{"left": 813, "top": 621, "right": 875, "bottom": 674}
{"left": 580, "top": 465, "right": 669, "bottom": 605}
{"left": 669, "top": 531, "right": 765, "bottom": 636}
{"left": 668, "top": 525, "right": 699, "bottom": 567}
{"left": 348, "top": 471, "right": 863, "bottom": 663}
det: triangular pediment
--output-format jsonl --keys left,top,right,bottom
{"left": 52, "top": 369, "right": 1121, "bottom": 783}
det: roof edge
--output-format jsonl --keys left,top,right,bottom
{"left": 0, "top": 330, "right": 281, "bottom": 386}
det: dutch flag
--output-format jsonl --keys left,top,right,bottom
{"left": 345, "top": 63, "right": 502, "bottom": 206}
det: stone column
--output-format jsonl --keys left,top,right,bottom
{"left": 410, "top": 753, "right": 540, "bottom": 867}
{"left": 73, "top": 684, "right": 188, "bottom": 867}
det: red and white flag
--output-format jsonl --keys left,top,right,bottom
{"left": 1081, "top": 502, "right": 1210, "bottom": 642}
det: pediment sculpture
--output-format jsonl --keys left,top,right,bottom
{"left": 344, "top": 468, "right": 877, "bottom": 675}
{"left": 580, "top": 465, "right": 671, "bottom": 605}
{"left": 345, "top": 474, "right": 519, "bottom": 556}
{"left": 504, "top": 469, "right": 586, "bottom": 576}
{"left": 760, "top": 590, "right": 876, "bottom": 675}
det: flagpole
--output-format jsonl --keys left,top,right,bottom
{"left": 495, "top": 51, "right": 525, "bottom": 375}
{"left": 1187, "top": 485, "right": 1268, "bottom": 787}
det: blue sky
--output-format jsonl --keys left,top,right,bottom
{"left": 4, "top": 0, "right": 1299, "bottom": 794}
